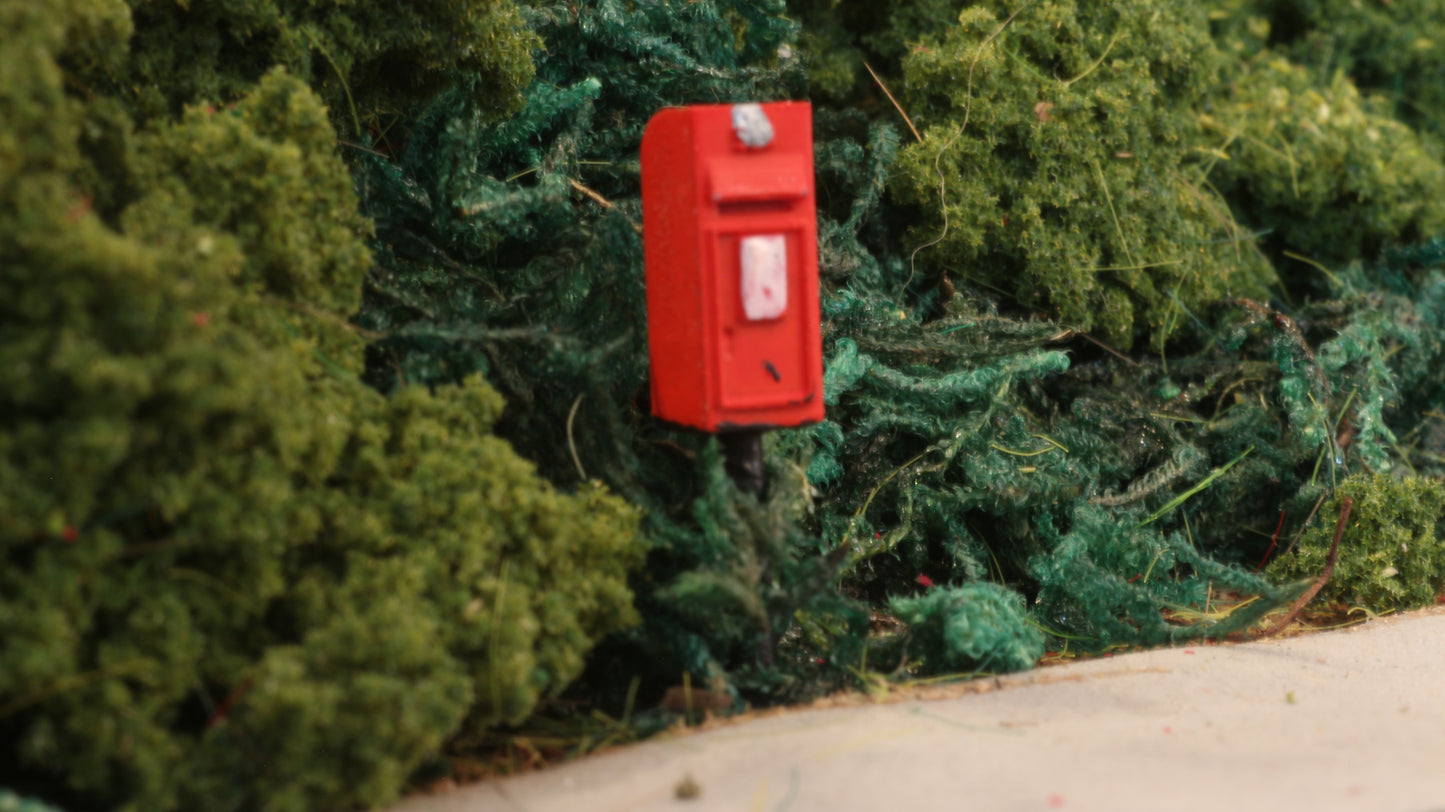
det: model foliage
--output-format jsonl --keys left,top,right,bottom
{"left": 5, "top": 0, "right": 1445, "bottom": 809}
{"left": 1, "top": 3, "right": 640, "bottom": 810}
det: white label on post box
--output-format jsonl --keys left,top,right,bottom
{"left": 731, "top": 103, "right": 774, "bottom": 148}
{"left": 740, "top": 235, "right": 787, "bottom": 321}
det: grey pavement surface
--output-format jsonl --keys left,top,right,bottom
{"left": 391, "top": 606, "right": 1445, "bottom": 812}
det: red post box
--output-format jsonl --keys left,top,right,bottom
{"left": 641, "top": 101, "right": 823, "bottom": 434}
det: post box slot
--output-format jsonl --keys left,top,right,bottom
{"left": 709, "top": 156, "right": 810, "bottom": 204}
{"left": 718, "top": 199, "right": 794, "bottom": 216}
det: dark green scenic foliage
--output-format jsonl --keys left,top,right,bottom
{"left": 1, "top": 3, "right": 641, "bottom": 811}
{"left": 890, "top": 583, "right": 1044, "bottom": 673}
{"left": 6, "top": 0, "right": 1445, "bottom": 809}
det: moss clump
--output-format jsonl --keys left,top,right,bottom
{"left": 882, "top": 0, "right": 1276, "bottom": 349}
{"left": 66, "top": 0, "right": 538, "bottom": 131}
{"left": 1267, "top": 474, "right": 1445, "bottom": 611}
{"left": 1210, "top": 0, "right": 1445, "bottom": 140}
{"left": 890, "top": 583, "right": 1045, "bottom": 674}
{"left": 1201, "top": 54, "right": 1445, "bottom": 273}
{"left": 791, "top": 0, "right": 1445, "bottom": 350}
{"left": 0, "top": 5, "right": 642, "bottom": 810}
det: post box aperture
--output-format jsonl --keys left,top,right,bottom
{"left": 641, "top": 101, "right": 823, "bottom": 432}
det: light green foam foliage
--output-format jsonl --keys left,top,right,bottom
{"left": 790, "top": 0, "right": 1445, "bottom": 353}
{"left": 1201, "top": 53, "right": 1445, "bottom": 278}
{"left": 0, "top": 4, "right": 643, "bottom": 810}
{"left": 1210, "top": 0, "right": 1445, "bottom": 141}
{"left": 100, "top": 0, "right": 537, "bottom": 130}
{"left": 1267, "top": 473, "right": 1445, "bottom": 612}
{"left": 798, "top": 0, "right": 1278, "bottom": 349}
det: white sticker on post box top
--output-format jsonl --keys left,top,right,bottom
{"left": 740, "top": 234, "right": 787, "bottom": 321}
{"left": 731, "top": 103, "right": 774, "bottom": 148}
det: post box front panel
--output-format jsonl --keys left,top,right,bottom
{"left": 711, "top": 226, "right": 816, "bottom": 410}
{"left": 641, "top": 101, "right": 822, "bottom": 431}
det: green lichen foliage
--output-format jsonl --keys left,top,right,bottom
{"left": 790, "top": 0, "right": 1445, "bottom": 352}
{"left": 870, "top": 0, "right": 1278, "bottom": 349}
{"left": 68, "top": 0, "right": 537, "bottom": 130}
{"left": 0, "top": 4, "right": 642, "bottom": 810}
{"left": 1201, "top": 54, "right": 1445, "bottom": 275}
{"left": 1210, "top": 0, "right": 1445, "bottom": 140}
{"left": 1267, "top": 474, "right": 1445, "bottom": 611}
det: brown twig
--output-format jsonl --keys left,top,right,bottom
{"left": 1278, "top": 491, "right": 1329, "bottom": 559}
{"left": 1254, "top": 496, "right": 1353, "bottom": 639}
{"left": 863, "top": 61, "right": 922, "bottom": 144}
{"left": 205, "top": 677, "right": 255, "bottom": 728}
{"left": 569, "top": 178, "right": 615, "bottom": 209}
{"left": 337, "top": 138, "right": 391, "bottom": 159}
{"left": 1074, "top": 330, "right": 1139, "bottom": 367}
{"left": 570, "top": 179, "right": 643, "bottom": 233}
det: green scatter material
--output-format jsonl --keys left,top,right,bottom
{"left": 655, "top": 442, "right": 866, "bottom": 693}
{"left": 0, "top": 6, "right": 644, "bottom": 811}
{"left": 890, "top": 583, "right": 1045, "bottom": 674}
{"left": 878, "top": 0, "right": 1276, "bottom": 349}
{"left": 823, "top": 339, "right": 873, "bottom": 407}
{"left": 864, "top": 349, "right": 1072, "bottom": 409}
{"left": 75, "top": 0, "right": 538, "bottom": 130}
{"left": 1267, "top": 474, "right": 1445, "bottom": 612}
{"left": 1031, "top": 504, "right": 1287, "bottom": 647}
{"left": 1210, "top": 0, "right": 1445, "bottom": 141}
{"left": 1201, "top": 54, "right": 1445, "bottom": 276}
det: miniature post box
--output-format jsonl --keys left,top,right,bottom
{"left": 640, "top": 101, "right": 824, "bottom": 434}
